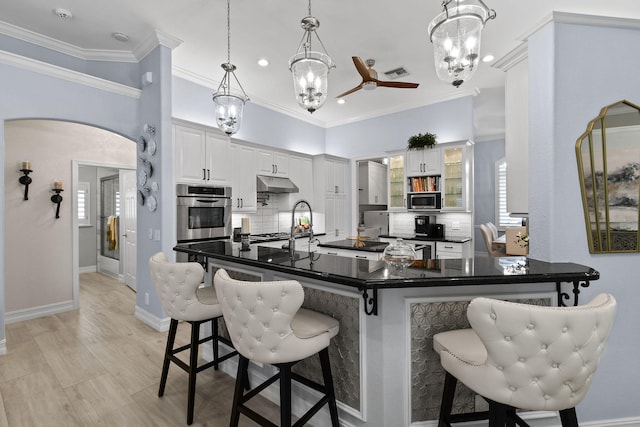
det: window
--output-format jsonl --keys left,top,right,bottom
{"left": 77, "top": 182, "right": 90, "bottom": 226}
{"left": 495, "top": 158, "right": 523, "bottom": 228}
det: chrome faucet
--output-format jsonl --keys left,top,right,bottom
{"left": 288, "top": 199, "right": 314, "bottom": 255}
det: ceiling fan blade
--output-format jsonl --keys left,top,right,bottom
{"left": 352, "top": 57, "right": 373, "bottom": 81}
{"left": 376, "top": 81, "right": 420, "bottom": 89}
{"left": 336, "top": 85, "right": 364, "bottom": 98}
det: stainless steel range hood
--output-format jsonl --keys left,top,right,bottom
{"left": 256, "top": 175, "right": 299, "bottom": 193}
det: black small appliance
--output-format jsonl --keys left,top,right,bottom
{"left": 415, "top": 215, "right": 445, "bottom": 238}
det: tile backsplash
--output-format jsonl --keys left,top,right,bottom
{"left": 389, "top": 212, "right": 472, "bottom": 239}
{"left": 231, "top": 193, "right": 319, "bottom": 235}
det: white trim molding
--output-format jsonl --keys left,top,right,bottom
{"left": 134, "top": 306, "right": 170, "bottom": 332}
{"left": 0, "top": 50, "right": 142, "bottom": 98}
{"left": 5, "top": 300, "right": 74, "bottom": 324}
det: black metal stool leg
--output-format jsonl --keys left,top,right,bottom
{"left": 319, "top": 348, "right": 339, "bottom": 426}
{"left": 212, "top": 317, "right": 220, "bottom": 370}
{"left": 159, "top": 318, "right": 178, "bottom": 397}
{"left": 559, "top": 408, "right": 579, "bottom": 427}
{"left": 438, "top": 371, "right": 457, "bottom": 427}
{"left": 488, "top": 401, "right": 508, "bottom": 427}
{"left": 187, "top": 320, "right": 201, "bottom": 425}
{"left": 280, "top": 363, "right": 292, "bottom": 427}
{"left": 230, "top": 356, "right": 249, "bottom": 427}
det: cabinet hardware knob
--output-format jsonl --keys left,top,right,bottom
{"left": 202, "top": 168, "right": 206, "bottom": 180}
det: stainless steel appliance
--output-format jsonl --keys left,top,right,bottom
{"left": 407, "top": 192, "right": 441, "bottom": 211}
{"left": 176, "top": 184, "right": 232, "bottom": 243}
{"left": 362, "top": 211, "right": 389, "bottom": 238}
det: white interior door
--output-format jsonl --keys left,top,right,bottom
{"left": 121, "top": 170, "right": 137, "bottom": 291}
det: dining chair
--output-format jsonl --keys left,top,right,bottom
{"left": 486, "top": 222, "right": 499, "bottom": 240}
{"left": 214, "top": 268, "right": 340, "bottom": 427}
{"left": 433, "top": 293, "right": 617, "bottom": 427}
{"left": 149, "top": 252, "right": 238, "bottom": 425}
{"left": 480, "top": 224, "right": 506, "bottom": 257}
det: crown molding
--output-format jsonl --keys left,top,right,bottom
{"left": 0, "top": 20, "right": 182, "bottom": 63}
{"left": 493, "top": 42, "right": 528, "bottom": 72}
{"left": 0, "top": 50, "right": 141, "bottom": 99}
{"left": 519, "top": 11, "right": 640, "bottom": 43}
{"left": 134, "top": 29, "right": 183, "bottom": 60}
{"left": 172, "top": 65, "right": 327, "bottom": 128}
{"left": 325, "top": 88, "right": 480, "bottom": 128}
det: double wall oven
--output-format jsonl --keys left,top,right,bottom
{"left": 176, "top": 184, "right": 232, "bottom": 261}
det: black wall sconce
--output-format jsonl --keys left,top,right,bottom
{"left": 19, "top": 161, "right": 32, "bottom": 200}
{"left": 51, "top": 180, "right": 63, "bottom": 219}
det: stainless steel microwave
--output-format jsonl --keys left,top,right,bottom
{"left": 176, "top": 184, "right": 232, "bottom": 242}
{"left": 407, "top": 192, "right": 441, "bottom": 211}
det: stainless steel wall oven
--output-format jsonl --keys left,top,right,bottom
{"left": 176, "top": 184, "right": 232, "bottom": 243}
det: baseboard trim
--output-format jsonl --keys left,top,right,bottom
{"left": 134, "top": 306, "right": 170, "bottom": 332}
{"left": 79, "top": 265, "right": 97, "bottom": 274}
{"left": 5, "top": 300, "right": 74, "bottom": 324}
{"left": 0, "top": 339, "right": 6, "bottom": 355}
{"left": 583, "top": 417, "right": 640, "bottom": 427}
{"left": 409, "top": 414, "right": 640, "bottom": 427}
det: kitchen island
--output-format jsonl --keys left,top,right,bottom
{"left": 174, "top": 241, "right": 598, "bottom": 427}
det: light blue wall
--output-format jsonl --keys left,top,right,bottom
{"left": 528, "top": 20, "right": 640, "bottom": 421}
{"left": 472, "top": 138, "right": 505, "bottom": 252}
{"left": 0, "top": 56, "right": 141, "bottom": 341}
{"left": 172, "top": 77, "right": 326, "bottom": 154}
{"left": 0, "top": 34, "right": 140, "bottom": 87}
{"left": 325, "top": 97, "right": 474, "bottom": 159}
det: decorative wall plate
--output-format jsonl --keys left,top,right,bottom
{"left": 147, "top": 137, "right": 157, "bottom": 155}
{"left": 137, "top": 169, "right": 147, "bottom": 186}
{"left": 138, "top": 136, "right": 147, "bottom": 154}
{"left": 137, "top": 189, "right": 145, "bottom": 205}
{"left": 147, "top": 195, "right": 157, "bottom": 212}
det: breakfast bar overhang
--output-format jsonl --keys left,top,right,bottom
{"left": 174, "top": 240, "right": 599, "bottom": 314}
{"left": 173, "top": 241, "right": 600, "bottom": 427}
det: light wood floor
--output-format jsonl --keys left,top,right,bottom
{"left": 0, "top": 272, "right": 282, "bottom": 426}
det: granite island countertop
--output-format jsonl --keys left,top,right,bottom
{"left": 379, "top": 234, "right": 471, "bottom": 243}
{"left": 174, "top": 240, "right": 598, "bottom": 292}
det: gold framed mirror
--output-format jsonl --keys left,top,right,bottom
{"left": 576, "top": 100, "right": 640, "bottom": 253}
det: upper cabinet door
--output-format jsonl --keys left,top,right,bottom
{"left": 406, "top": 148, "right": 441, "bottom": 177}
{"left": 387, "top": 153, "right": 406, "bottom": 211}
{"left": 326, "top": 158, "right": 347, "bottom": 195}
{"left": 441, "top": 142, "right": 473, "bottom": 212}
{"left": 175, "top": 125, "right": 207, "bottom": 183}
{"left": 205, "top": 132, "right": 230, "bottom": 184}
{"left": 256, "top": 149, "right": 289, "bottom": 177}
{"left": 230, "top": 143, "right": 257, "bottom": 212}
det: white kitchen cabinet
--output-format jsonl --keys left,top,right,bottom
{"left": 288, "top": 154, "right": 313, "bottom": 205}
{"left": 174, "top": 122, "right": 230, "bottom": 185}
{"left": 406, "top": 147, "right": 441, "bottom": 177}
{"left": 387, "top": 152, "right": 407, "bottom": 211}
{"left": 358, "top": 160, "right": 388, "bottom": 205}
{"left": 229, "top": 143, "right": 257, "bottom": 212}
{"left": 436, "top": 241, "right": 472, "bottom": 259}
{"left": 441, "top": 141, "right": 474, "bottom": 212}
{"left": 313, "top": 155, "right": 349, "bottom": 239}
{"left": 257, "top": 149, "right": 289, "bottom": 177}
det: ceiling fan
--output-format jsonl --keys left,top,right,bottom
{"left": 336, "top": 56, "right": 419, "bottom": 98}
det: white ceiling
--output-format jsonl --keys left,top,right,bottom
{"left": 1, "top": 0, "right": 639, "bottom": 129}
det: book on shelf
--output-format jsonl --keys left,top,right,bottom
{"left": 409, "top": 176, "right": 440, "bottom": 192}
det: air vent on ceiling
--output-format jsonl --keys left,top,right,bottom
{"left": 384, "top": 67, "right": 410, "bottom": 80}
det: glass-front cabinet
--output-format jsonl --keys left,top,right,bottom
{"left": 387, "top": 152, "right": 406, "bottom": 210}
{"left": 442, "top": 141, "right": 473, "bottom": 211}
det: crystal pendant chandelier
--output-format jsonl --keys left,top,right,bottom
{"left": 289, "top": 0, "right": 335, "bottom": 113}
{"left": 212, "top": 0, "right": 249, "bottom": 135}
{"left": 428, "top": 0, "right": 496, "bottom": 88}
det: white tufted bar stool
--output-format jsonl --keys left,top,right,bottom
{"left": 149, "top": 252, "right": 239, "bottom": 425}
{"left": 214, "top": 268, "right": 340, "bottom": 427}
{"left": 433, "top": 294, "right": 616, "bottom": 427}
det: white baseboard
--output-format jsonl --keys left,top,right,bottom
{"left": 79, "top": 265, "right": 97, "bottom": 274}
{"left": 583, "top": 418, "right": 640, "bottom": 427}
{"left": 0, "top": 339, "right": 6, "bottom": 355}
{"left": 410, "top": 415, "right": 640, "bottom": 427}
{"left": 5, "top": 300, "right": 74, "bottom": 324}
{"left": 134, "top": 305, "right": 170, "bottom": 332}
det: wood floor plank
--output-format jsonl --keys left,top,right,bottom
{"left": 0, "top": 272, "right": 286, "bottom": 427}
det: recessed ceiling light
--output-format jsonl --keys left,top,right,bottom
{"left": 53, "top": 8, "right": 72, "bottom": 20}
{"left": 337, "top": 99, "right": 345, "bottom": 105}
{"left": 257, "top": 58, "right": 269, "bottom": 67}
{"left": 482, "top": 54, "right": 495, "bottom": 63}
{"left": 112, "top": 32, "right": 130, "bottom": 42}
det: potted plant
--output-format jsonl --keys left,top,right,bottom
{"left": 407, "top": 132, "right": 437, "bottom": 150}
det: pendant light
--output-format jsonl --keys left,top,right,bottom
{"left": 289, "top": 0, "right": 335, "bottom": 113}
{"left": 212, "top": 0, "right": 249, "bottom": 135}
{"left": 428, "top": 0, "right": 496, "bottom": 88}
